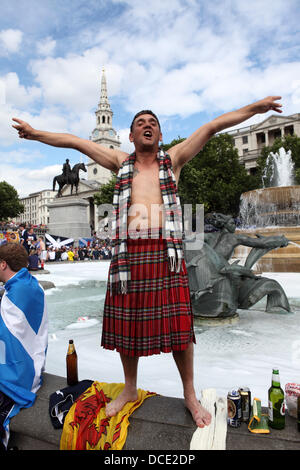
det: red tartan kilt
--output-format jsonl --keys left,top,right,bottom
{"left": 101, "top": 234, "right": 195, "bottom": 357}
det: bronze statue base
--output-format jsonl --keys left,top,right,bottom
{"left": 194, "top": 313, "right": 239, "bottom": 326}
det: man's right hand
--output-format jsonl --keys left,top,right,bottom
{"left": 11, "top": 116, "right": 127, "bottom": 173}
{"left": 12, "top": 118, "right": 37, "bottom": 140}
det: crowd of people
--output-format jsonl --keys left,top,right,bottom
{"left": 1, "top": 222, "right": 112, "bottom": 271}
{"left": 45, "top": 243, "right": 112, "bottom": 263}
{"left": 0, "top": 225, "right": 112, "bottom": 447}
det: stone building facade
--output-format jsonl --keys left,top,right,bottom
{"left": 229, "top": 113, "right": 300, "bottom": 174}
{"left": 15, "top": 189, "right": 56, "bottom": 226}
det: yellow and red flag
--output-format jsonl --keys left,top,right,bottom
{"left": 60, "top": 381, "right": 156, "bottom": 450}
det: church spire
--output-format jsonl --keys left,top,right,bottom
{"left": 99, "top": 67, "right": 111, "bottom": 112}
{"left": 88, "top": 66, "right": 121, "bottom": 183}
{"left": 90, "top": 67, "right": 120, "bottom": 149}
{"left": 93, "top": 67, "right": 114, "bottom": 132}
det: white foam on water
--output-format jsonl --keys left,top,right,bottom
{"left": 43, "top": 261, "right": 109, "bottom": 287}
{"left": 65, "top": 318, "right": 100, "bottom": 329}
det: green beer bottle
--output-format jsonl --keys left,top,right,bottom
{"left": 268, "top": 369, "right": 285, "bottom": 429}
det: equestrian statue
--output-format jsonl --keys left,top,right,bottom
{"left": 53, "top": 160, "right": 87, "bottom": 197}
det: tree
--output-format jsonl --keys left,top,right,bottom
{"left": 0, "top": 181, "right": 24, "bottom": 221}
{"left": 163, "top": 134, "right": 257, "bottom": 216}
{"left": 94, "top": 174, "right": 117, "bottom": 206}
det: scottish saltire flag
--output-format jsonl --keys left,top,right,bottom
{"left": 0, "top": 268, "right": 48, "bottom": 447}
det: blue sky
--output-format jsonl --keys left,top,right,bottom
{"left": 1, "top": 0, "right": 300, "bottom": 197}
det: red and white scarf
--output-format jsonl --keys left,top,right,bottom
{"left": 109, "top": 149, "right": 183, "bottom": 294}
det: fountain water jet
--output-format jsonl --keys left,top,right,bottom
{"left": 235, "top": 147, "right": 300, "bottom": 272}
{"left": 262, "top": 147, "right": 294, "bottom": 188}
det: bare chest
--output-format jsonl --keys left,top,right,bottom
{"left": 131, "top": 163, "right": 162, "bottom": 205}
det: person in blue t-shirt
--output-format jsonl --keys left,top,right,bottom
{"left": 0, "top": 243, "right": 48, "bottom": 449}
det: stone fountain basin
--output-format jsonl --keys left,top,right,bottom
{"left": 242, "top": 185, "right": 300, "bottom": 207}
{"left": 240, "top": 185, "right": 300, "bottom": 227}
{"left": 237, "top": 185, "right": 300, "bottom": 272}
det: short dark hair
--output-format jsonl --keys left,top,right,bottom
{"left": 130, "top": 110, "right": 161, "bottom": 132}
{"left": 0, "top": 243, "right": 28, "bottom": 272}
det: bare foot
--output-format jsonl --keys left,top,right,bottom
{"left": 185, "top": 395, "right": 212, "bottom": 428}
{"left": 105, "top": 386, "right": 138, "bottom": 418}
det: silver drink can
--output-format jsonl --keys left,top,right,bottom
{"left": 227, "top": 389, "right": 242, "bottom": 427}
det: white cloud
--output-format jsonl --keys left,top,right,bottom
{"left": 79, "top": 1, "right": 298, "bottom": 119}
{"left": 30, "top": 47, "right": 112, "bottom": 113}
{"left": 0, "top": 79, "right": 5, "bottom": 104}
{"left": 0, "top": 29, "right": 23, "bottom": 55}
{"left": 1, "top": 103, "right": 71, "bottom": 147}
{"left": 0, "top": 147, "right": 45, "bottom": 165}
{"left": 1, "top": 72, "right": 41, "bottom": 108}
{"left": 36, "top": 37, "right": 56, "bottom": 57}
{"left": 27, "top": 165, "right": 62, "bottom": 181}
{"left": 12, "top": 0, "right": 297, "bottom": 126}
{"left": 0, "top": 163, "right": 62, "bottom": 198}
{"left": 117, "top": 128, "right": 134, "bottom": 154}
{"left": 68, "top": 111, "right": 95, "bottom": 139}
{"left": 233, "top": 0, "right": 296, "bottom": 30}
{"left": 291, "top": 80, "right": 300, "bottom": 107}
{"left": 1, "top": 0, "right": 300, "bottom": 201}
{"left": 0, "top": 104, "right": 25, "bottom": 146}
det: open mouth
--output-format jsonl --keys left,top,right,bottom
{"left": 143, "top": 130, "right": 152, "bottom": 139}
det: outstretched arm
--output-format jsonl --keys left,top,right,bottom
{"left": 169, "top": 96, "right": 282, "bottom": 170}
{"left": 12, "top": 118, "right": 128, "bottom": 173}
{"left": 237, "top": 233, "right": 289, "bottom": 249}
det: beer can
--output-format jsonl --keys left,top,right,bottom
{"left": 227, "top": 389, "right": 242, "bottom": 427}
{"left": 239, "top": 387, "right": 251, "bottom": 422}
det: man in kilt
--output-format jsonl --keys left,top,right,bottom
{"left": 12, "top": 95, "right": 282, "bottom": 428}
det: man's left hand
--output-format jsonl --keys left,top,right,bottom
{"left": 252, "top": 96, "right": 282, "bottom": 114}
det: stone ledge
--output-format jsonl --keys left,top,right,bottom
{"left": 9, "top": 372, "right": 300, "bottom": 450}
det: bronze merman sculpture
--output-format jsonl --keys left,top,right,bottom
{"left": 184, "top": 212, "right": 290, "bottom": 320}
